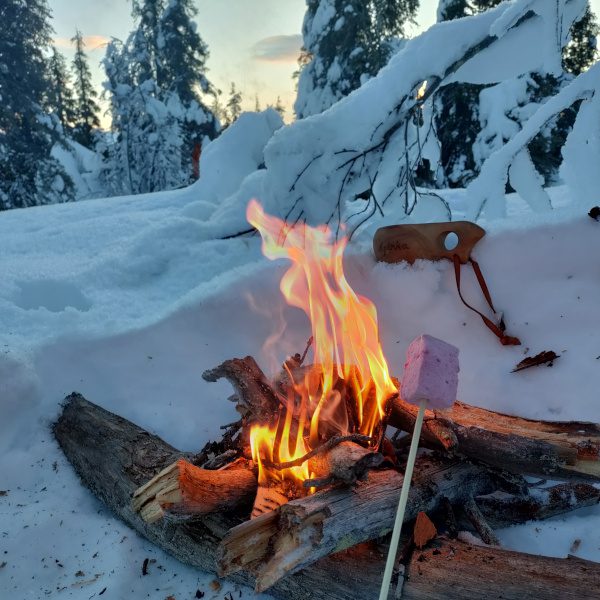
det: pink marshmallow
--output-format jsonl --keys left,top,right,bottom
{"left": 401, "top": 334, "right": 459, "bottom": 409}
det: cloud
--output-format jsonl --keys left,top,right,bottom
{"left": 251, "top": 35, "right": 303, "bottom": 63}
{"left": 53, "top": 35, "right": 110, "bottom": 51}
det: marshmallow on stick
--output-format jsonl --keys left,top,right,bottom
{"left": 379, "top": 335, "right": 459, "bottom": 600}
{"left": 401, "top": 334, "right": 459, "bottom": 409}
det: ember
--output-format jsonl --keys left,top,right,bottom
{"left": 246, "top": 200, "right": 397, "bottom": 489}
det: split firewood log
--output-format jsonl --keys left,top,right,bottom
{"left": 132, "top": 459, "right": 257, "bottom": 523}
{"left": 217, "top": 458, "right": 497, "bottom": 591}
{"left": 390, "top": 396, "right": 600, "bottom": 481}
{"left": 53, "top": 393, "right": 600, "bottom": 600}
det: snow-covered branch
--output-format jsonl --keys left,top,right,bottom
{"left": 467, "top": 61, "right": 600, "bottom": 219}
{"left": 257, "top": 0, "right": 586, "bottom": 234}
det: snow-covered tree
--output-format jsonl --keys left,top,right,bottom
{"left": 434, "top": 0, "right": 498, "bottom": 187}
{"left": 436, "top": 0, "right": 597, "bottom": 187}
{"left": 131, "top": 0, "right": 165, "bottom": 85}
{"left": 71, "top": 30, "right": 101, "bottom": 148}
{"left": 100, "top": 38, "right": 184, "bottom": 195}
{"left": 101, "top": 0, "right": 218, "bottom": 193}
{"left": 225, "top": 83, "right": 243, "bottom": 126}
{"left": 294, "top": 0, "right": 419, "bottom": 119}
{"left": 159, "top": 0, "right": 218, "bottom": 164}
{"left": 248, "top": 0, "right": 595, "bottom": 236}
{"left": 46, "top": 47, "right": 77, "bottom": 132}
{"left": 0, "top": 0, "right": 73, "bottom": 210}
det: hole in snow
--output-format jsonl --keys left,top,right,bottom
{"left": 15, "top": 280, "right": 92, "bottom": 313}
{"left": 444, "top": 232, "right": 459, "bottom": 251}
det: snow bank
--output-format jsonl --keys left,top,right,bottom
{"left": 0, "top": 182, "right": 599, "bottom": 599}
{"left": 184, "top": 109, "right": 283, "bottom": 212}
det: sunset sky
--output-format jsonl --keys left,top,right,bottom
{"left": 49, "top": 0, "right": 599, "bottom": 125}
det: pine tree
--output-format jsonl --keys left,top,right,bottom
{"left": 71, "top": 30, "right": 101, "bottom": 148}
{"left": 46, "top": 47, "right": 77, "bottom": 132}
{"left": 225, "top": 83, "right": 243, "bottom": 125}
{"left": 254, "top": 94, "right": 262, "bottom": 112}
{"left": 0, "top": 0, "right": 73, "bottom": 210}
{"left": 563, "top": 5, "right": 599, "bottom": 75}
{"left": 295, "top": 0, "right": 419, "bottom": 118}
{"left": 434, "top": 0, "right": 484, "bottom": 187}
{"left": 158, "top": 0, "right": 218, "bottom": 176}
{"left": 101, "top": 37, "right": 184, "bottom": 195}
{"left": 131, "top": 0, "right": 165, "bottom": 85}
{"left": 273, "top": 96, "right": 286, "bottom": 119}
{"left": 101, "top": 0, "right": 218, "bottom": 194}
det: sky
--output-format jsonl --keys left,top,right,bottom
{"left": 49, "top": 0, "right": 600, "bottom": 126}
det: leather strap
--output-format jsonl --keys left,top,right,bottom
{"left": 453, "top": 255, "right": 521, "bottom": 346}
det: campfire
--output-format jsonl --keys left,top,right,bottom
{"left": 53, "top": 202, "right": 600, "bottom": 599}
{"left": 245, "top": 199, "right": 397, "bottom": 514}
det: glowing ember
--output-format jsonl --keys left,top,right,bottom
{"left": 416, "top": 80, "right": 427, "bottom": 101}
{"left": 247, "top": 200, "right": 396, "bottom": 487}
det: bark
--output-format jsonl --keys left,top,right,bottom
{"left": 403, "top": 538, "right": 600, "bottom": 600}
{"left": 390, "top": 397, "right": 600, "bottom": 481}
{"left": 218, "top": 459, "right": 497, "bottom": 592}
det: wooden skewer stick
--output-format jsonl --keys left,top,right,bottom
{"left": 379, "top": 334, "right": 460, "bottom": 600}
{"left": 378, "top": 399, "right": 426, "bottom": 600}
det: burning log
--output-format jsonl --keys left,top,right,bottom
{"left": 252, "top": 436, "right": 384, "bottom": 517}
{"left": 390, "top": 397, "right": 600, "bottom": 481}
{"left": 132, "top": 459, "right": 257, "bottom": 523}
{"left": 53, "top": 393, "right": 600, "bottom": 599}
{"left": 202, "top": 356, "right": 281, "bottom": 421}
{"left": 217, "top": 458, "right": 497, "bottom": 591}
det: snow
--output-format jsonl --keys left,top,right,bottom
{"left": 2, "top": 2, "right": 600, "bottom": 597}
{"left": 52, "top": 140, "right": 105, "bottom": 201}
{"left": 1, "top": 174, "right": 600, "bottom": 598}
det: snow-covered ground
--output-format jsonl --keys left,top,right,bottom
{"left": 0, "top": 179, "right": 599, "bottom": 599}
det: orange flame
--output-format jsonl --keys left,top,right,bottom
{"left": 247, "top": 200, "right": 396, "bottom": 486}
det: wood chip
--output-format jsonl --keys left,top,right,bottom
{"left": 209, "top": 580, "right": 221, "bottom": 591}
{"left": 413, "top": 511, "right": 437, "bottom": 549}
{"left": 512, "top": 350, "right": 559, "bottom": 373}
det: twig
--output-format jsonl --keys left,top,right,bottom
{"left": 220, "top": 228, "right": 256, "bottom": 240}
{"left": 265, "top": 434, "right": 374, "bottom": 470}
{"left": 299, "top": 336, "right": 313, "bottom": 365}
{"left": 464, "top": 496, "right": 500, "bottom": 546}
